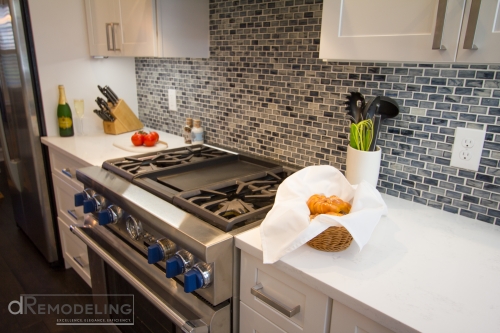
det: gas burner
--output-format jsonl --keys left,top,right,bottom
{"left": 186, "top": 173, "right": 283, "bottom": 221}
{"left": 114, "top": 153, "right": 193, "bottom": 174}
{"left": 106, "top": 145, "right": 232, "bottom": 176}
{"left": 214, "top": 199, "right": 254, "bottom": 217}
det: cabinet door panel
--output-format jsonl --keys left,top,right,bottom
{"left": 85, "top": 0, "right": 119, "bottom": 56}
{"left": 320, "top": 0, "right": 465, "bottom": 62}
{"left": 157, "top": 0, "right": 209, "bottom": 58}
{"left": 456, "top": 0, "right": 500, "bottom": 63}
{"left": 118, "top": 0, "right": 157, "bottom": 56}
{"left": 340, "top": 0, "right": 436, "bottom": 37}
{"left": 330, "top": 301, "right": 394, "bottom": 333}
{"left": 240, "top": 301, "right": 286, "bottom": 333}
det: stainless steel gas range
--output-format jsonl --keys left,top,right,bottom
{"left": 70, "top": 145, "right": 293, "bottom": 333}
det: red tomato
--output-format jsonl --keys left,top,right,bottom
{"left": 150, "top": 131, "right": 159, "bottom": 142}
{"left": 143, "top": 133, "right": 157, "bottom": 147}
{"left": 131, "top": 132, "right": 144, "bottom": 146}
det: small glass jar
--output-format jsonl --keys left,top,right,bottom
{"left": 191, "top": 119, "right": 204, "bottom": 145}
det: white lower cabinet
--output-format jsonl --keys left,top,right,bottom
{"left": 240, "top": 301, "right": 286, "bottom": 333}
{"left": 58, "top": 217, "right": 91, "bottom": 286}
{"left": 48, "top": 148, "right": 91, "bottom": 286}
{"left": 240, "top": 251, "right": 330, "bottom": 333}
{"left": 330, "top": 301, "right": 394, "bottom": 333}
{"left": 239, "top": 250, "right": 396, "bottom": 333}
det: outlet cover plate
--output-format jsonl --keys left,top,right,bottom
{"left": 450, "top": 127, "right": 485, "bottom": 171}
{"left": 168, "top": 89, "right": 177, "bottom": 111}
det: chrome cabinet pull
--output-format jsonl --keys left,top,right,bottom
{"left": 70, "top": 225, "right": 209, "bottom": 333}
{"left": 250, "top": 283, "right": 300, "bottom": 318}
{"left": 67, "top": 209, "right": 78, "bottom": 220}
{"left": 463, "top": 0, "right": 482, "bottom": 49}
{"left": 61, "top": 168, "right": 72, "bottom": 179}
{"left": 73, "top": 256, "right": 85, "bottom": 268}
{"left": 432, "top": 0, "right": 448, "bottom": 50}
{"left": 106, "top": 23, "right": 112, "bottom": 51}
{"left": 112, "top": 23, "right": 120, "bottom": 51}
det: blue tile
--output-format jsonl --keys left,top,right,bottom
{"left": 415, "top": 77, "right": 430, "bottom": 84}
{"left": 465, "top": 80, "right": 484, "bottom": 87}
{"left": 435, "top": 103, "right": 451, "bottom": 110}
{"left": 484, "top": 80, "right": 500, "bottom": 89}
{"left": 458, "top": 70, "right": 475, "bottom": 78}
{"left": 431, "top": 78, "right": 447, "bottom": 85}
{"left": 451, "top": 104, "right": 469, "bottom": 112}
{"left": 455, "top": 87, "right": 473, "bottom": 95}
{"left": 476, "top": 71, "right": 495, "bottom": 79}
{"left": 447, "top": 79, "right": 464, "bottom": 87}
{"left": 481, "top": 98, "right": 499, "bottom": 107}
{"left": 462, "top": 97, "right": 480, "bottom": 105}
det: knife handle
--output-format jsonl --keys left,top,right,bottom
{"left": 105, "top": 85, "right": 119, "bottom": 101}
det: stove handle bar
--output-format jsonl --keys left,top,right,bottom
{"left": 69, "top": 225, "right": 209, "bottom": 333}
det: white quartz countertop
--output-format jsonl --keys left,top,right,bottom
{"left": 41, "top": 129, "right": 188, "bottom": 166}
{"left": 235, "top": 194, "right": 500, "bottom": 333}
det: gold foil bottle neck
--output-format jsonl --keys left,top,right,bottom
{"left": 58, "top": 85, "right": 67, "bottom": 105}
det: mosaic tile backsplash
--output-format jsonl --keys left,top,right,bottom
{"left": 135, "top": 0, "right": 500, "bottom": 225}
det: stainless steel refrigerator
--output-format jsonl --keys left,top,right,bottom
{"left": 0, "top": 0, "right": 60, "bottom": 265}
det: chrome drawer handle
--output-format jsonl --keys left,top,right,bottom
{"left": 463, "top": 0, "right": 482, "bottom": 49}
{"left": 432, "top": 0, "right": 448, "bottom": 50}
{"left": 112, "top": 23, "right": 121, "bottom": 51}
{"left": 106, "top": 23, "right": 112, "bottom": 51}
{"left": 67, "top": 209, "right": 78, "bottom": 220}
{"left": 73, "top": 256, "right": 85, "bottom": 268}
{"left": 250, "top": 283, "right": 300, "bottom": 318}
{"left": 61, "top": 168, "right": 73, "bottom": 179}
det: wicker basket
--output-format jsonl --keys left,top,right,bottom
{"left": 307, "top": 226, "right": 353, "bottom": 252}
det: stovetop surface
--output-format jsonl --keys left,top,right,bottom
{"left": 102, "top": 145, "right": 234, "bottom": 181}
{"left": 102, "top": 145, "right": 292, "bottom": 232}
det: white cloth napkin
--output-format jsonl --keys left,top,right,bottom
{"left": 260, "top": 165, "right": 388, "bottom": 264}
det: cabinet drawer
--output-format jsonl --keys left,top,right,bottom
{"left": 49, "top": 149, "right": 87, "bottom": 190}
{"left": 52, "top": 172, "right": 84, "bottom": 224}
{"left": 240, "top": 251, "right": 329, "bottom": 333}
{"left": 240, "top": 301, "right": 286, "bottom": 333}
{"left": 330, "top": 301, "right": 394, "bottom": 333}
{"left": 58, "top": 217, "right": 91, "bottom": 286}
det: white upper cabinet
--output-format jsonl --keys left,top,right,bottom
{"left": 85, "top": 0, "right": 209, "bottom": 58}
{"left": 320, "top": 0, "right": 500, "bottom": 63}
{"left": 156, "top": 0, "right": 209, "bottom": 58}
{"left": 456, "top": 0, "right": 500, "bottom": 63}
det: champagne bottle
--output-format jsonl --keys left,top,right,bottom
{"left": 57, "top": 85, "right": 74, "bottom": 137}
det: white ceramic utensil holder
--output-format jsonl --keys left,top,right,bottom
{"left": 345, "top": 145, "right": 381, "bottom": 188}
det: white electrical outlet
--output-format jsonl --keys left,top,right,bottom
{"left": 450, "top": 127, "right": 485, "bottom": 171}
{"left": 168, "top": 89, "right": 177, "bottom": 111}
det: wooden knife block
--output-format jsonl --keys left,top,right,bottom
{"left": 103, "top": 99, "right": 143, "bottom": 135}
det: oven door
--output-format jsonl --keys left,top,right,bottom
{"left": 70, "top": 223, "right": 230, "bottom": 333}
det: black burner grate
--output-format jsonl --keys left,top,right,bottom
{"left": 174, "top": 170, "right": 289, "bottom": 231}
{"left": 105, "top": 146, "right": 231, "bottom": 176}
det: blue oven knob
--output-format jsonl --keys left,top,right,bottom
{"left": 183, "top": 262, "right": 213, "bottom": 293}
{"left": 98, "top": 205, "right": 123, "bottom": 226}
{"left": 165, "top": 250, "right": 193, "bottom": 278}
{"left": 74, "top": 188, "right": 95, "bottom": 207}
{"left": 74, "top": 193, "right": 85, "bottom": 207}
{"left": 166, "top": 256, "right": 184, "bottom": 276}
{"left": 83, "top": 199, "right": 97, "bottom": 213}
{"left": 184, "top": 269, "right": 204, "bottom": 293}
{"left": 148, "top": 244, "right": 164, "bottom": 264}
{"left": 149, "top": 238, "right": 176, "bottom": 265}
{"left": 98, "top": 210, "right": 113, "bottom": 225}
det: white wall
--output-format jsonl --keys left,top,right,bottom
{"left": 28, "top": 0, "right": 138, "bottom": 137}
